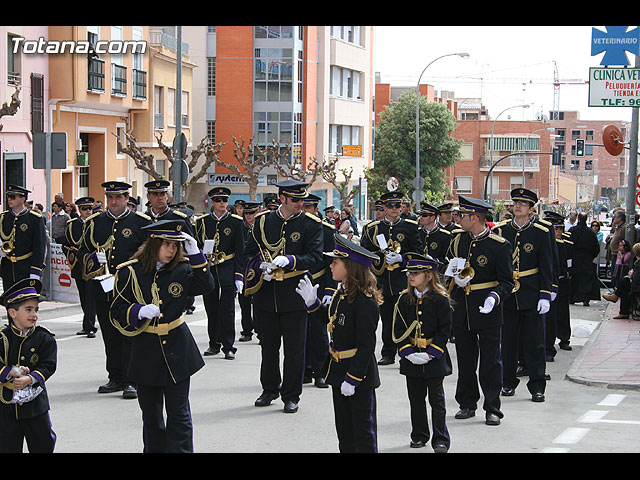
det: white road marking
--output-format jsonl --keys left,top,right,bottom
{"left": 598, "top": 394, "right": 625, "bottom": 407}
{"left": 578, "top": 410, "right": 609, "bottom": 423}
{"left": 552, "top": 428, "right": 590, "bottom": 444}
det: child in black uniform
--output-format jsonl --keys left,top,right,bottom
{"left": 393, "top": 253, "right": 452, "bottom": 453}
{"left": 0, "top": 278, "right": 57, "bottom": 453}
{"left": 296, "top": 234, "right": 383, "bottom": 453}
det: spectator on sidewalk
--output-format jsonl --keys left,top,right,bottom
{"left": 603, "top": 242, "right": 640, "bottom": 319}
{"left": 50, "top": 201, "right": 70, "bottom": 244}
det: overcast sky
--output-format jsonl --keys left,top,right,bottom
{"left": 373, "top": 26, "right": 637, "bottom": 123}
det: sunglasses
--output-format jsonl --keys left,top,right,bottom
{"left": 80, "top": 206, "right": 93, "bottom": 211}
{"left": 375, "top": 207, "right": 384, "bottom": 212}
{"left": 286, "top": 197, "right": 304, "bottom": 203}
{"left": 211, "top": 197, "right": 228, "bottom": 203}
{"left": 385, "top": 203, "right": 401, "bottom": 208}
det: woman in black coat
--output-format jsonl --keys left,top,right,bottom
{"left": 393, "top": 253, "right": 452, "bottom": 453}
{"left": 110, "top": 219, "right": 214, "bottom": 453}
{"left": 296, "top": 234, "right": 382, "bottom": 453}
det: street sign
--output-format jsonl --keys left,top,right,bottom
{"left": 386, "top": 177, "right": 399, "bottom": 191}
{"left": 33, "top": 132, "right": 67, "bottom": 169}
{"left": 411, "top": 189, "right": 424, "bottom": 203}
{"left": 588, "top": 67, "right": 640, "bottom": 107}
{"left": 170, "top": 159, "right": 188, "bottom": 183}
{"left": 173, "top": 132, "right": 187, "bottom": 159}
{"left": 342, "top": 145, "right": 361, "bottom": 157}
{"left": 636, "top": 190, "right": 640, "bottom": 207}
{"left": 412, "top": 176, "right": 425, "bottom": 189}
{"left": 591, "top": 26, "right": 639, "bottom": 66}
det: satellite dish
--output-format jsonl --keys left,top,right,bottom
{"left": 602, "top": 125, "right": 624, "bottom": 156}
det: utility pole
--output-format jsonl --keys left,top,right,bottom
{"left": 625, "top": 54, "right": 640, "bottom": 244}
{"left": 173, "top": 26, "right": 183, "bottom": 203}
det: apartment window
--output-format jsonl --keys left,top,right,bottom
{"left": 207, "top": 57, "right": 216, "bottom": 96}
{"left": 555, "top": 128, "right": 565, "bottom": 141}
{"left": 459, "top": 142, "right": 473, "bottom": 161}
{"left": 454, "top": 176, "right": 472, "bottom": 194}
{"left": 329, "top": 124, "right": 361, "bottom": 155}
{"left": 571, "top": 130, "right": 581, "bottom": 140}
{"left": 254, "top": 48, "right": 293, "bottom": 103}
{"left": 168, "top": 88, "right": 175, "bottom": 126}
{"left": 208, "top": 26, "right": 216, "bottom": 34}
{"left": 154, "top": 86, "right": 163, "bottom": 129}
{"left": 30, "top": 73, "right": 44, "bottom": 133}
{"left": 132, "top": 27, "right": 146, "bottom": 99}
{"left": 586, "top": 130, "right": 594, "bottom": 140}
{"left": 330, "top": 26, "right": 362, "bottom": 46}
{"left": 330, "top": 66, "right": 361, "bottom": 100}
{"left": 207, "top": 121, "right": 216, "bottom": 142}
{"left": 7, "top": 34, "right": 22, "bottom": 85}
{"left": 111, "top": 26, "right": 127, "bottom": 96}
{"left": 254, "top": 26, "right": 294, "bottom": 39}
{"left": 181, "top": 91, "right": 189, "bottom": 127}
{"left": 254, "top": 111, "right": 295, "bottom": 164}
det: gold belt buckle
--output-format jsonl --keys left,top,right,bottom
{"left": 155, "top": 322, "right": 169, "bottom": 336}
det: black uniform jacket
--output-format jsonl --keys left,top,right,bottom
{"left": 360, "top": 217, "right": 423, "bottom": 297}
{"left": 147, "top": 207, "right": 195, "bottom": 236}
{"left": 418, "top": 225, "right": 451, "bottom": 271}
{"left": 110, "top": 252, "right": 214, "bottom": 386}
{"left": 446, "top": 228, "right": 514, "bottom": 331}
{"left": 0, "top": 323, "right": 56, "bottom": 420}
{"left": 62, "top": 216, "right": 86, "bottom": 279}
{"left": 492, "top": 217, "right": 554, "bottom": 311}
{"left": 244, "top": 209, "right": 323, "bottom": 313}
{"left": 310, "top": 219, "right": 338, "bottom": 300}
{"left": 0, "top": 209, "right": 47, "bottom": 280}
{"left": 195, "top": 211, "right": 244, "bottom": 288}
{"left": 555, "top": 237, "right": 571, "bottom": 297}
{"left": 318, "top": 287, "right": 380, "bottom": 390}
{"left": 79, "top": 209, "right": 151, "bottom": 281}
{"left": 393, "top": 289, "right": 453, "bottom": 379}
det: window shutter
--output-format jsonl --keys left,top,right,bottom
{"left": 31, "top": 73, "right": 44, "bottom": 133}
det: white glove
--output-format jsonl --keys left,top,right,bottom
{"left": 321, "top": 295, "right": 333, "bottom": 306}
{"left": 0, "top": 249, "right": 5, "bottom": 258}
{"left": 235, "top": 280, "right": 244, "bottom": 294}
{"left": 479, "top": 296, "right": 496, "bottom": 314}
{"left": 295, "top": 276, "right": 319, "bottom": 307}
{"left": 454, "top": 274, "right": 472, "bottom": 287}
{"left": 272, "top": 255, "right": 290, "bottom": 268}
{"left": 537, "top": 298, "right": 550, "bottom": 315}
{"left": 385, "top": 252, "right": 402, "bottom": 265}
{"left": 96, "top": 251, "right": 107, "bottom": 265}
{"left": 138, "top": 304, "right": 161, "bottom": 320}
{"left": 181, "top": 232, "right": 200, "bottom": 255}
{"left": 29, "top": 273, "right": 41, "bottom": 280}
{"left": 340, "top": 381, "right": 356, "bottom": 397}
{"left": 406, "top": 352, "right": 431, "bottom": 365}
{"left": 263, "top": 271, "right": 274, "bottom": 282}
{"left": 551, "top": 291, "right": 558, "bottom": 302}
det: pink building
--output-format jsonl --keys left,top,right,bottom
{"left": 0, "top": 26, "right": 49, "bottom": 207}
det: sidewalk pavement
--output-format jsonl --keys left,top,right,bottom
{"left": 36, "top": 296, "right": 640, "bottom": 392}
{"left": 567, "top": 301, "right": 640, "bottom": 391}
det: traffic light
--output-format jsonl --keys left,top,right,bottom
{"left": 552, "top": 148, "right": 561, "bottom": 165}
{"left": 576, "top": 139, "right": 585, "bottom": 157}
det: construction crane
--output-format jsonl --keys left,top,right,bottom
{"left": 552, "top": 61, "right": 560, "bottom": 120}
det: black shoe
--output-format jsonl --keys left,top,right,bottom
{"left": 546, "top": 354, "right": 555, "bottom": 362}
{"left": 314, "top": 377, "right": 329, "bottom": 389}
{"left": 410, "top": 439, "right": 427, "bottom": 448}
{"left": 283, "top": 400, "right": 299, "bottom": 413}
{"left": 203, "top": 347, "right": 219, "bottom": 356}
{"left": 501, "top": 387, "right": 515, "bottom": 396}
{"left": 559, "top": 342, "right": 572, "bottom": 351}
{"left": 98, "top": 381, "right": 123, "bottom": 394}
{"left": 433, "top": 442, "right": 449, "bottom": 453}
{"left": 87, "top": 331, "right": 96, "bottom": 338}
{"left": 532, "top": 392, "right": 545, "bottom": 402}
{"left": 255, "top": 391, "right": 279, "bottom": 407}
{"left": 238, "top": 335, "right": 252, "bottom": 342}
{"left": 76, "top": 330, "right": 88, "bottom": 335}
{"left": 185, "top": 307, "right": 195, "bottom": 315}
{"left": 515, "top": 365, "right": 528, "bottom": 377}
{"left": 583, "top": 301, "right": 590, "bottom": 306}
{"left": 485, "top": 413, "right": 501, "bottom": 426}
{"left": 122, "top": 384, "right": 137, "bottom": 399}
{"left": 224, "top": 351, "right": 235, "bottom": 360}
{"left": 377, "top": 356, "right": 395, "bottom": 365}
{"left": 454, "top": 408, "right": 475, "bottom": 419}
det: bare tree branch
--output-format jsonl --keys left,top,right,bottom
{"left": 0, "top": 86, "right": 21, "bottom": 131}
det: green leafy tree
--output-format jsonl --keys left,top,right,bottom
{"left": 368, "top": 90, "right": 461, "bottom": 205}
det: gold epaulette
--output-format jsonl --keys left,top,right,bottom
{"left": 29, "top": 209, "right": 42, "bottom": 218}
{"left": 404, "top": 218, "right": 418, "bottom": 225}
{"left": 85, "top": 211, "right": 101, "bottom": 223}
{"left": 195, "top": 213, "right": 209, "bottom": 221}
{"left": 322, "top": 219, "right": 336, "bottom": 230}
{"left": 439, "top": 228, "right": 451, "bottom": 235}
{"left": 489, "top": 233, "right": 506, "bottom": 243}
{"left": 451, "top": 228, "right": 465, "bottom": 235}
{"left": 305, "top": 212, "right": 321, "bottom": 222}
{"left": 173, "top": 210, "right": 188, "bottom": 218}
{"left": 537, "top": 218, "right": 552, "bottom": 227}
{"left": 232, "top": 214, "right": 243, "bottom": 221}
{"left": 492, "top": 220, "right": 509, "bottom": 229}
{"left": 534, "top": 222, "right": 549, "bottom": 233}
{"left": 116, "top": 258, "right": 139, "bottom": 270}
{"left": 256, "top": 210, "right": 269, "bottom": 217}
{"left": 135, "top": 211, "right": 151, "bottom": 220}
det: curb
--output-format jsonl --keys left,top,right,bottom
{"left": 565, "top": 301, "right": 640, "bottom": 392}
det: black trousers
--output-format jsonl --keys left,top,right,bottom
{"left": 502, "top": 307, "right": 546, "bottom": 394}
{"left": 614, "top": 276, "right": 633, "bottom": 315}
{"left": 0, "top": 409, "right": 56, "bottom": 453}
{"left": 238, "top": 293, "right": 256, "bottom": 338}
{"left": 95, "top": 285, "right": 132, "bottom": 385}
{"left": 545, "top": 295, "right": 571, "bottom": 357}
{"left": 379, "top": 293, "right": 399, "bottom": 358}
{"left": 255, "top": 308, "right": 307, "bottom": 403}
{"left": 405, "top": 376, "right": 450, "bottom": 448}
{"left": 203, "top": 284, "right": 237, "bottom": 354}
{"left": 305, "top": 307, "right": 329, "bottom": 378}
{"left": 331, "top": 386, "right": 378, "bottom": 453}
{"left": 453, "top": 324, "right": 503, "bottom": 417}
{"left": 77, "top": 274, "right": 97, "bottom": 333}
{"left": 137, "top": 378, "right": 193, "bottom": 453}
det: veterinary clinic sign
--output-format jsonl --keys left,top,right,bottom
{"left": 588, "top": 67, "right": 640, "bottom": 106}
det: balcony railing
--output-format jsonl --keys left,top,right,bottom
{"left": 8, "top": 71, "right": 21, "bottom": 85}
{"left": 479, "top": 154, "right": 540, "bottom": 171}
{"left": 111, "top": 63, "right": 127, "bottom": 96}
{"left": 88, "top": 58, "right": 105, "bottom": 92}
{"left": 133, "top": 69, "right": 147, "bottom": 99}
{"left": 154, "top": 113, "right": 164, "bottom": 130}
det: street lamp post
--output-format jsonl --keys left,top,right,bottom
{"left": 488, "top": 104, "right": 529, "bottom": 203}
{"left": 415, "top": 52, "right": 469, "bottom": 200}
